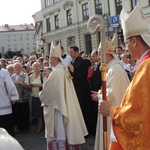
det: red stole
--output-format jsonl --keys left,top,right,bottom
{"left": 139, "top": 50, "right": 150, "bottom": 65}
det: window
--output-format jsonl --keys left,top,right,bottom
{"left": 20, "top": 35, "right": 23, "bottom": 41}
{"left": 85, "top": 34, "right": 92, "bottom": 54}
{"left": 46, "top": 18, "right": 51, "bottom": 32}
{"left": 26, "top": 34, "right": 29, "bottom": 40}
{"left": 95, "top": 0, "right": 102, "bottom": 15}
{"left": 131, "top": 0, "right": 138, "bottom": 9}
{"left": 67, "top": 36, "right": 75, "bottom": 46}
{"left": 14, "top": 35, "right": 17, "bottom": 41}
{"left": 115, "top": 0, "right": 122, "bottom": 15}
{"left": 26, "top": 44, "right": 30, "bottom": 50}
{"left": 55, "top": 15, "right": 60, "bottom": 29}
{"left": 7, "top": 35, "right": 10, "bottom": 41}
{"left": 7, "top": 45, "right": 11, "bottom": 51}
{"left": 53, "top": 0, "right": 59, "bottom": 4}
{"left": 20, "top": 44, "right": 24, "bottom": 51}
{"left": 69, "top": 36, "right": 75, "bottom": 43}
{"left": 66, "top": 9, "right": 72, "bottom": 25}
{"left": 97, "top": 31, "right": 101, "bottom": 43}
{"left": 45, "top": 0, "right": 50, "bottom": 7}
{"left": 48, "top": 43, "right": 51, "bottom": 56}
{"left": 14, "top": 44, "right": 17, "bottom": 50}
{"left": 82, "top": 3, "right": 89, "bottom": 20}
{"left": 33, "top": 44, "right": 36, "bottom": 49}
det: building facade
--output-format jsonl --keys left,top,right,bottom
{"left": 0, "top": 24, "right": 36, "bottom": 57}
{"left": 33, "top": 0, "right": 150, "bottom": 56}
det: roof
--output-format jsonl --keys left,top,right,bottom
{"left": 0, "top": 23, "right": 35, "bottom": 32}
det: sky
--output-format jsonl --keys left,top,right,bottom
{"left": 0, "top": 0, "right": 41, "bottom": 25}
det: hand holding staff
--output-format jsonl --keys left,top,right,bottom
{"left": 87, "top": 15, "right": 108, "bottom": 150}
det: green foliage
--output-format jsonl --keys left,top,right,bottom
{"left": 5, "top": 51, "right": 22, "bottom": 59}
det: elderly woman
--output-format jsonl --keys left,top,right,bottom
{"left": 6, "top": 64, "right": 15, "bottom": 76}
{"left": 29, "top": 62, "right": 44, "bottom": 132}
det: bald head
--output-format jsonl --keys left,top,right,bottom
{"left": 91, "top": 50, "right": 100, "bottom": 63}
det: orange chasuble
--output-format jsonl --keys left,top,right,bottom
{"left": 110, "top": 51, "right": 150, "bottom": 150}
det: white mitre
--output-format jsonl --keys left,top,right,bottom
{"left": 50, "top": 42, "right": 71, "bottom": 78}
{"left": 120, "top": 3, "right": 150, "bottom": 47}
{"left": 105, "top": 36, "right": 116, "bottom": 55}
{"left": 100, "top": 36, "right": 122, "bottom": 65}
{"left": 99, "top": 36, "right": 116, "bottom": 55}
{"left": 50, "top": 42, "right": 61, "bottom": 58}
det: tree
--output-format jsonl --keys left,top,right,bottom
{"left": 5, "top": 51, "right": 22, "bottom": 59}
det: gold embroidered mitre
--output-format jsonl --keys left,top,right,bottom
{"left": 120, "top": 3, "right": 150, "bottom": 46}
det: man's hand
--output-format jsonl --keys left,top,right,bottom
{"left": 98, "top": 99, "right": 112, "bottom": 116}
{"left": 11, "top": 100, "right": 16, "bottom": 104}
{"left": 91, "top": 91, "right": 98, "bottom": 102}
{"left": 68, "top": 64, "right": 74, "bottom": 73}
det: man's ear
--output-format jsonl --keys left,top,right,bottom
{"left": 132, "top": 37, "right": 138, "bottom": 46}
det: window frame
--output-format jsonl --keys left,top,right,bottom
{"left": 82, "top": 3, "right": 89, "bottom": 21}
{"left": 46, "top": 18, "right": 51, "bottom": 32}
{"left": 7, "top": 45, "right": 11, "bottom": 51}
{"left": 54, "top": 14, "right": 60, "bottom": 29}
{"left": 20, "top": 44, "right": 24, "bottom": 51}
{"left": 14, "top": 44, "right": 17, "bottom": 51}
{"left": 45, "top": 0, "right": 50, "bottom": 7}
{"left": 66, "top": 9, "right": 72, "bottom": 25}
{"left": 131, "top": 0, "right": 138, "bottom": 9}
{"left": 7, "top": 35, "right": 10, "bottom": 41}
{"left": 26, "top": 34, "right": 29, "bottom": 40}
{"left": 115, "top": 0, "right": 122, "bottom": 15}
{"left": 33, "top": 44, "right": 36, "bottom": 50}
{"left": 14, "top": 35, "right": 17, "bottom": 41}
{"left": 95, "top": 0, "right": 102, "bottom": 15}
{"left": 85, "top": 34, "right": 92, "bottom": 54}
{"left": 20, "top": 34, "right": 23, "bottom": 41}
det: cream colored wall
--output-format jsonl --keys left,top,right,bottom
{"left": 35, "top": 0, "right": 150, "bottom": 57}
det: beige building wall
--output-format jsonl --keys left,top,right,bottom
{"left": 34, "top": 0, "right": 150, "bottom": 56}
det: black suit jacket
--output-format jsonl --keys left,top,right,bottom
{"left": 91, "top": 62, "right": 102, "bottom": 91}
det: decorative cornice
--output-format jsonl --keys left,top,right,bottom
{"left": 43, "top": 12, "right": 51, "bottom": 18}
{"left": 78, "top": 0, "right": 84, "bottom": 4}
{"left": 62, "top": 1, "right": 73, "bottom": 9}
{"left": 43, "top": 8, "right": 60, "bottom": 17}
{"left": 50, "top": 8, "right": 60, "bottom": 15}
{"left": 78, "top": 0, "right": 89, "bottom": 4}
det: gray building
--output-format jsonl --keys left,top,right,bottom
{"left": 33, "top": 0, "right": 150, "bottom": 56}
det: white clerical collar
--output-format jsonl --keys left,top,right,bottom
{"left": 54, "top": 62, "right": 62, "bottom": 68}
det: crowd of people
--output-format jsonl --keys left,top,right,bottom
{"left": 0, "top": 39, "right": 137, "bottom": 149}
{"left": 0, "top": 3, "right": 150, "bottom": 150}
{"left": 0, "top": 34, "right": 139, "bottom": 149}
